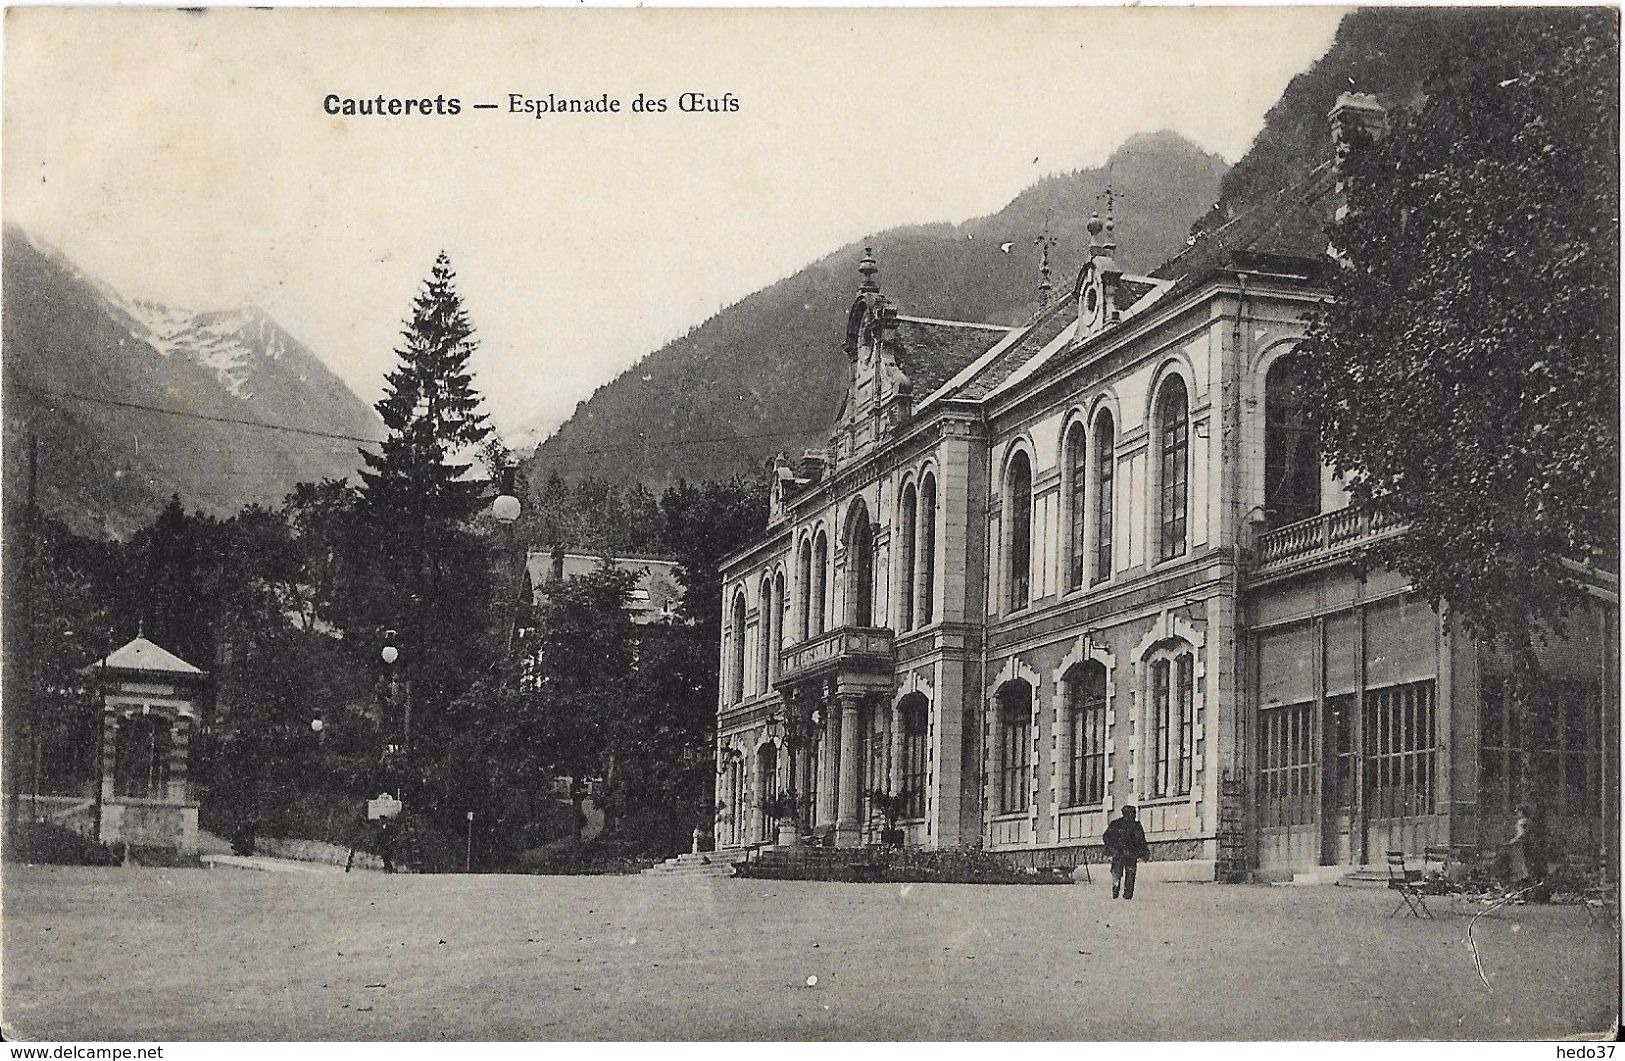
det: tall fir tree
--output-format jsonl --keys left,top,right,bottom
{"left": 353, "top": 254, "right": 497, "bottom": 771}
{"left": 359, "top": 252, "right": 493, "bottom": 525}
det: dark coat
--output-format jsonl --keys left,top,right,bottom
{"left": 1103, "top": 817, "right": 1150, "bottom": 862}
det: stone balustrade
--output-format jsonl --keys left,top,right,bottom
{"left": 1253, "top": 507, "right": 1404, "bottom": 574}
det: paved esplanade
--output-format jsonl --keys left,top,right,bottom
{"left": 4, "top": 865, "right": 1615, "bottom": 1040}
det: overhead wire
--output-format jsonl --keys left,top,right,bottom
{"left": 12, "top": 382, "right": 830, "bottom": 459}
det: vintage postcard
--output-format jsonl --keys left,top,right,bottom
{"left": 2, "top": 4, "right": 1619, "bottom": 1046}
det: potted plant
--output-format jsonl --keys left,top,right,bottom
{"left": 758, "top": 789, "right": 804, "bottom": 847}
{"left": 868, "top": 788, "right": 913, "bottom": 847}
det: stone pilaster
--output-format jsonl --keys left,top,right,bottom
{"left": 835, "top": 694, "right": 863, "bottom": 847}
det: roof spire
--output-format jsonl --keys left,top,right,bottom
{"left": 1101, "top": 186, "right": 1119, "bottom": 256}
{"left": 1086, "top": 212, "right": 1105, "bottom": 257}
{"left": 858, "top": 246, "right": 879, "bottom": 293}
{"left": 137, "top": 618, "right": 145, "bottom": 639}
{"left": 1035, "top": 227, "right": 1057, "bottom": 309}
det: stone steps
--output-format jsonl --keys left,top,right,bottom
{"left": 642, "top": 848, "right": 751, "bottom": 877}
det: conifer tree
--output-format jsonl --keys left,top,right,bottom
{"left": 354, "top": 254, "right": 497, "bottom": 765}
{"left": 359, "top": 253, "right": 492, "bottom": 526}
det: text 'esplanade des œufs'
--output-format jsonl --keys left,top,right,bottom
{"left": 508, "top": 92, "right": 740, "bottom": 115}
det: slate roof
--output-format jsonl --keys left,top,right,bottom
{"left": 1153, "top": 160, "right": 1339, "bottom": 289}
{"left": 890, "top": 316, "right": 1015, "bottom": 398}
{"left": 87, "top": 636, "right": 205, "bottom": 677}
{"left": 954, "top": 297, "right": 1078, "bottom": 401}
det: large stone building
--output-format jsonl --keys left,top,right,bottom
{"left": 714, "top": 97, "right": 1618, "bottom": 879}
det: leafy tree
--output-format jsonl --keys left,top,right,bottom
{"left": 1301, "top": 10, "right": 1618, "bottom": 795}
{"left": 659, "top": 477, "right": 769, "bottom": 635}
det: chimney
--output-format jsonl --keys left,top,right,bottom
{"left": 550, "top": 543, "right": 565, "bottom": 582}
{"left": 797, "top": 450, "right": 828, "bottom": 484}
{"left": 1328, "top": 92, "right": 1389, "bottom": 230}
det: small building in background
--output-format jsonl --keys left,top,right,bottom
{"left": 524, "top": 547, "right": 685, "bottom": 624}
{"left": 88, "top": 635, "right": 206, "bottom": 855}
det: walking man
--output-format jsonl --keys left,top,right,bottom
{"left": 1103, "top": 804, "right": 1150, "bottom": 899}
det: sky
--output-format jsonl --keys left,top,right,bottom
{"left": 3, "top": 6, "right": 1347, "bottom": 440}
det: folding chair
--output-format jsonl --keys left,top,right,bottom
{"left": 1387, "top": 850, "right": 1433, "bottom": 918}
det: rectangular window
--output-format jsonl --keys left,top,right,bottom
{"left": 902, "top": 710, "right": 928, "bottom": 819}
{"left": 1068, "top": 688, "right": 1107, "bottom": 806}
{"left": 1000, "top": 709, "right": 1031, "bottom": 814}
{"left": 1159, "top": 409, "right": 1188, "bottom": 561}
{"left": 1258, "top": 701, "right": 1316, "bottom": 827}
{"left": 1151, "top": 659, "right": 1172, "bottom": 799}
{"left": 1176, "top": 654, "right": 1195, "bottom": 796}
{"left": 1365, "top": 680, "right": 1437, "bottom": 819}
{"left": 1094, "top": 435, "right": 1114, "bottom": 584}
{"left": 1068, "top": 435, "right": 1088, "bottom": 591}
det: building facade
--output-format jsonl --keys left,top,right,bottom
{"left": 715, "top": 99, "right": 1618, "bottom": 879}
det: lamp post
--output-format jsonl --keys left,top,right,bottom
{"left": 491, "top": 464, "right": 524, "bottom": 656}
{"left": 765, "top": 698, "right": 825, "bottom": 839}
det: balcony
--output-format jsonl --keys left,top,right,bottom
{"left": 778, "top": 625, "right": 895, "bottom": 686}
{"left": 1252, "top": 507, "right": 1404, "bottom": 576}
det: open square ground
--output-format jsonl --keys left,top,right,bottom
{"left": 2, "top": 864, "right": 1617, "bottom": 1040}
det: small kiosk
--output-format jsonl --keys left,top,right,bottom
{"left": 88, "top": 635, "right": 206, "bottom": 855}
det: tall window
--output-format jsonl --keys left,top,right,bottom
{"left": 771, "top": 572, "right": 785, "bottom": 681}
{"left": 900, "top": 695, "right": 929, "bottom": 818}
{"left": 919, "top": 474, "right": 937, "bottom": 625}
{"left": 1066, "top": 662, "right": 1108, "bottom": 806}
{"left": 812, "top": 532, "right": 829, "bottom": 634}
{"left": 1157, "top": 377, "right": 1189, "bottom": 561}
{"left": 758, "top": 576, "right": 774, "bottom": 690}
{"left": 1265, "top": 354, "right": 1321, "bottom": 528}
{"left": 729, "top": 593, "right": 747, "bottom": 703}
{"left": 899, "top": 485, "right": 917, "bottom": 631}
{"left": 757, "top": 744, "right": 779, "bottom": 840}
{"left": 1066, "top": 426, "right": 1088, "bottom": 592}
{"left": 1366, "top": 680, "right": 1439, "bottom": 820}
{"left": 1148, "top": 646, "right": 1194, "bottom": 798}
{"left": 847, "top": 501, "right": 874, "bottom": 627}
{"left": 1094, "top": 413, "right": 1115, "bottom": 583}
{"left": 997, "top": 680, "right": 1032, "bottom": 814}
{"left": 1481, "top": 676, "right": 1602, "bottom": 820}
{"left": 1006, "top": 451, "right": 1033, "bottom": 611}
{"left": 797, "top": 540, "right": 812, "bottom": 640}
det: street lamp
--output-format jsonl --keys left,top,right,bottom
{"left": 491, "top": 464, "right": 525, "bottom": 653}
{"left": 492, "top": 465, "right": 522, "bottom": 525}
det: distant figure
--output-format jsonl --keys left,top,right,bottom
{"left": 1103, "top": 804, "right": 1151, "bottom": 899}
{"left": 1505, "top": 803, "right": 1548, "bottom": 900}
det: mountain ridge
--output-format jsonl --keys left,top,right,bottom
{"left": 527, "top": 129, "right": 1230, "bottom": 490}
{"left": 2, "top": 224, "right": 382, "bottom": 538}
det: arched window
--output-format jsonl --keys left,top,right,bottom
{"left": 729, "top": 593, "right": 747, "bottom": 703}
{"left": 758, "top": 575, "right": 774, "bottom": 690}
{"left": 812, "top": 532, "right": 829, "bottom": 635}
{"left": 1005, "top": 451, "right": 1033, "bottom": 611}
{"left": 1156, "top": 377, "right": 1190, "bottom": 561}
{"left": 918, "top": 474, "right": 937, "bottom": 625}
{"left": 1265, "top": 353, "right": 1321, "bottom": 528}
{"left": 846, "top": 501, "right": 874, "bottom": 627}
{"left": 1093, "top": 411, "right": 1116, "bottom": 584}
{"left": 771, "top": 571, "right": 785, "bottom": 681}
{"left": 899, "top": 694, "right": 929, "bottom": 818}
{"left": 898, "top": 484, "right": 918, "bottom": 631}
{"left": 797, "top": 539, "right": 813, "bottom": 641}
{"left": 996, "top": 679, "right": 1033, "bottom": 814}
{"left": 1065, "top": 661, "right": 1108, "bottom": 806}
{"left": 1065, "top": 424, "right": 1088, "bottom": 592}
{"left": 1146, "top": 641, "right": 1196, "bottom": 798}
